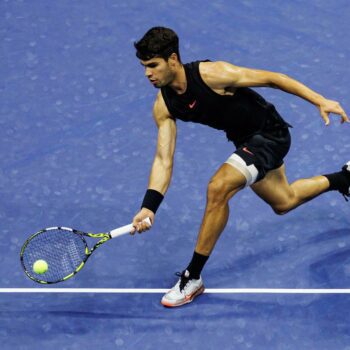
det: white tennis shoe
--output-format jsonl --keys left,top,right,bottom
{"left": 161, "top": 270, "right": 205, "bottom": 307}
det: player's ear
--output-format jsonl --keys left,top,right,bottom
{"left": 168, "top": 53, "right": 178, "bottom": 67}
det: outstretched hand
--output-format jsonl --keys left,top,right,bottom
{"left": 131, "top": 208, "right": 154, "bottom": 234}
{"left": 319, "top": 99, "right": 349, "bottom": 125}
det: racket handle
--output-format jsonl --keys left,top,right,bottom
{"left": 109, "top": 217, "right": 151, "bottom": 238}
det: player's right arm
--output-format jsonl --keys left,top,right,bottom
{"left": 132, "top": 91, "right": 177, "bottom": 233}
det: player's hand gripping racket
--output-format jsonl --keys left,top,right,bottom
{"left": 20, "top": 218, "right": 151, "bottom": 284}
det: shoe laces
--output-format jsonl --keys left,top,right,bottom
{"left": 175, "top": 270, "right": 191, "bottom": 292}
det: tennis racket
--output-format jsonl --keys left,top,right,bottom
{"left": 20, "top": 217, "right": 151, "bottom": 284}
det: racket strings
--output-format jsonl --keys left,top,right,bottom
{"left": 21, "top": 229, "right": 87, "bottom": 283}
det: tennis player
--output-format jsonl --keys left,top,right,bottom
{"left": 131, "top": 27, "right": 349, "bottom": 307}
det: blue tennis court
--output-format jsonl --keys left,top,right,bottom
{"left": 1, "top": 1, "right": 350, "bottom": 349}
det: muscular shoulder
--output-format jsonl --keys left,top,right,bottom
{"left": 153, "top": 91, "right": 174, "bottom": 127}
{"left": 200, "top": 61, "right": 278, "bottom": 89}
{"left": 199, "top": 61, "right": 242, "bottom": 90}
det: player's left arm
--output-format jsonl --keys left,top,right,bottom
{"left": 201, "top": 61, "right": 349, "bottom": 125}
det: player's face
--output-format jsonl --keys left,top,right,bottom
{"left": 140, "top": 57, "right": 175, "bottom": 88}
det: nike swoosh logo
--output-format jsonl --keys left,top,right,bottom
{"left": 184, "top": 285, "right": 205, "bottom": 302}
{"left": 242, "top": 147, "right": 254, "bottom": 155}
{"left": 189, "top": 100, "right": 197, "bottom": 109}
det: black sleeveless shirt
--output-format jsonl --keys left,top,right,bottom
{"left": 161, "top": 60, "right": 291, "bottom": 146}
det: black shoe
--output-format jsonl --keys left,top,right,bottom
{"left": 341, "top": 161, "right": 350, "bottom": 201}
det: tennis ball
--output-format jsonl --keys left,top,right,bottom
{"left": 33, "top": 259, "right": 48, "bottom": 274}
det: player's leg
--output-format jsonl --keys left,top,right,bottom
{"left": 251, "top": 164, "right": 327, "bottom": 214}
{"left": 161, "top": 156, "right": 254, "bottom": 307}
{"left": 251, "top": 162, "right": 350, "bottom": 214}
{"left": 194, "top": 163, "right": 246, "bottom": 255}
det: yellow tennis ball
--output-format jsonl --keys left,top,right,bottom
{"left": 33, "top": 259, "right": 48, "bottom": 274}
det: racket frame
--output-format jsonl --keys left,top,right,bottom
{"left": 20, "top": 227, "right": 111, "bottom": 284}
{"left": 20, "top": 218, "right": 151, "bottom": 284}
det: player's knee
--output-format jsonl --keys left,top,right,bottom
{"left": 207, "top": 179, "right": 227, "bottom": 203}
{"left": 272, "top": 202, "right": 291, "bottom": 215}
{"left": 270, "top": 190, "right": 296, "bottom": 215}
{"left": 273, "top": 208, "right": 288, "bottom": 216}
{"left": 207, "top": 178, "right": 239, "bottom": 205}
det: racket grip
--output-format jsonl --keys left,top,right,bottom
{"left": 109, "top": 217, "right": 151, "bottom": 238}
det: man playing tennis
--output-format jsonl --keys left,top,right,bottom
{"left": 131, "top": 27, "right": 350, "bottom": 307}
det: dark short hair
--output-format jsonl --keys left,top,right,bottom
{"left": 134, "top": 27, "right": 181, "bottom": 62}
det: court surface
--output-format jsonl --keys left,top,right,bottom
{"left": 1, "top": 1, "right": 350, "bottom": 349}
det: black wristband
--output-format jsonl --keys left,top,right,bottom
{"left": 141, "top": 189, "right": 164, "bottom": 214}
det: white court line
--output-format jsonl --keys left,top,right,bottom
{"left": 1, "top": 288, "right": 350, "bottom": 294}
